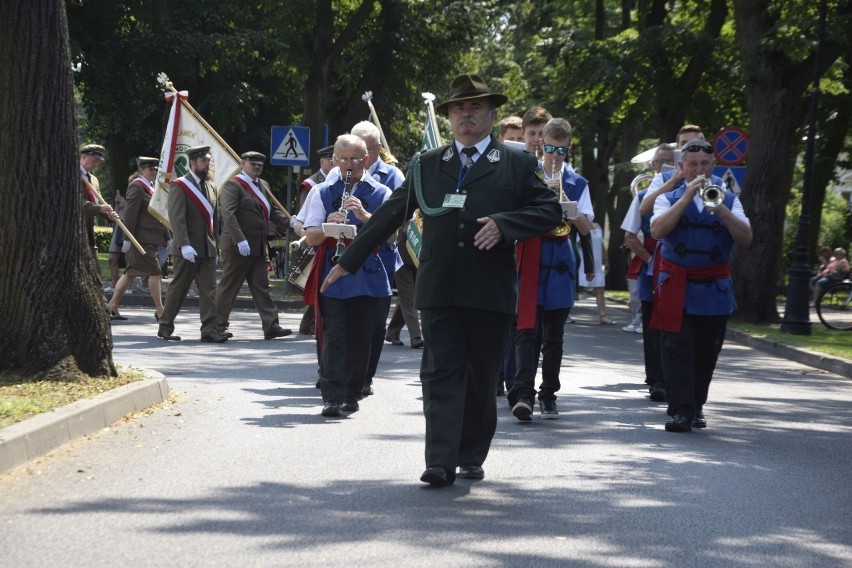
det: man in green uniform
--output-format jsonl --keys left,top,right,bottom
{"left": 322, "top": 74, "right": 561, "bottom": 487}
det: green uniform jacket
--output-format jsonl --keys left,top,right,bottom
{"left": 124, "top": 178, "right": 166, "bottom": 246}
{"left": 167, "top": 175, "right": 219, "bottom": 258}
{"left": 219, "top": 176, "right": 289, "bottom": 257}
{"left": 338, "top": 137, "right": 562, "bottom": 315}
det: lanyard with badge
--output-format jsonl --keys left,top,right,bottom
{"left": 443, "top": 150, "right": 473, "bottom": 208}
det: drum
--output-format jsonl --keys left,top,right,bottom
{"left": 288, "top": 247, "right": 317, "bottom": 290}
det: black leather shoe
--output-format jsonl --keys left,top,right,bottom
{"left": 458, "top": 465, "right": 484, "bottom": 480}
{"left": 692, "top": 410, "right": 707, "bottom": 429}
{"left": 649, "top": 383, "right": 667, "bottom": 402}
{"left": 341, "top": 398, "right": 359, "bottom": 412}
{"left": 200, "top": 332, "right": 228, "bottom": 343}
{"left": 361, "top": 384, "right": 373, "bottom": 397}
{"left": 219, "top": 329, "right": 234, "bottom": 339}
{"left": 665, "top": 414, "right": 692, "bottom": 432}
{"left": 385, "top": 335, "right": 404, "bottom": 346}
{"left": 157, "top": 330, "right": 181, "bottom": 341}
{"left": 321, "top": 401, "right": 341, "bottom": 417}
{"left": 264, "top": 327, "right": 292, "bottom": 340}
{"left": 410, "top": 337, "right": 424, "bottom": 349}
{"left": 420, "top": 466, "right": 455, "bottom": 487}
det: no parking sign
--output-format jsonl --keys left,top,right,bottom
{"left": 712, "top": 126, "right": 750, "bottom": 166}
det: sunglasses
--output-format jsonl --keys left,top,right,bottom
{"left": 543, "top": 144, "right": 569, "bottom": 155}
{"left": 682, "top": 142, "right": 713, "bottom": 154}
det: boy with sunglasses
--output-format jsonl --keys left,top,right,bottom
{"left": 508, "top": 118, "right": 594, "bottom": 421}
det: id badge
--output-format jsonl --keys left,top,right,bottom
{"left": 442, "top": 193, "right": 467, "bottom": 208}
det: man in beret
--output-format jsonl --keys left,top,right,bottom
{"left": 157, "top": 145, "right": 227, "bottom": 343}
{"left": 322, "top": 73, "right": 562, "bottom": 486}
{"left": 79, "top": 144, "right": 118, "bottom": 254}
{"left": 216, "top": 151, "right": 292, "bottom": 340}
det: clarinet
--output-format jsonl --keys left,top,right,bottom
{"left": 331, "top": 170, "right": 353, "bottom": 264}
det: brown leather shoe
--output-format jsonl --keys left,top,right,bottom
{"left": 410, "top": 337, "right": 424, "bottom": 349}
{"left": 200, "top": 331, "right": 229, "bottom": 343}
{"left": 264, "top": 327, "right": 292, "bottom": 340}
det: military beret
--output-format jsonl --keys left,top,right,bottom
{"left": 185, "top": 145, "right": 211, "bottom": 160}
{"left": 80, "top": 144, "right": 105, "bottom": 158}
{"left": 317, "top": 145, "right": 334, "bottom": 158}
{"left": 136, "top": 156, "right": 159, "bottom": 168}
{"left": 241, "top": 151, "right": 266, "bottom": 164}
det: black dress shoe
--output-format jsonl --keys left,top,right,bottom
{"left": 458, "top": 465, "right": 484, "bottom": 480}
{"left": 420, "top": 466, "right": 455, "bottom": 487}
{"left": 219, "top": 329, "right": 234, "bottom": 339}
{"left": 157, "top": 331, "right": 181, "bottom": 341}
{"left": 109, "top": 310, "right": 128, "bottom": 321}
{"left": 321, "top": 401, "right": 341, "bottom": 417}
{"left": 665, "top": 414, "right": 692, "bottom": 432}
{"left": 264, "top": 327, "right": 292, "bottom": 340}
{"left": 385, "top": 336, "right": 404, "bottom": 346}
{"left": 361, "top": 384, "right": 373, "bottom": 397}
{"left": 410, "top": 337, "right": 424, "bottom": 349}
{"left": 649, "top": 382, "right": 667, "bottom": 402}
{"left": 340, "top": 398, "right": 359, "bottom": 413}
{"left": 200, "top": 332, "right": 228, "bottom": 343}
{"left": 692, "top": 410, "right": 707, "bottom": 429}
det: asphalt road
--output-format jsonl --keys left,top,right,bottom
{"left": 1, "top": 298, "right": 850, "bottom": 567}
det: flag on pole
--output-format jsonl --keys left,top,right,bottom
{"left": 149, "top": 81, "right": 241, "bottom": 229}
{"left": 405, "top": 92, "right": 443, "bottom": 265}
{"left": 420, "top": 92, "right": 442, "bottom": 150}
{"left": 361, "top": 90, "right": 393, "bottom": 158}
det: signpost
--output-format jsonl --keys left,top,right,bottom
{"left": 271, "top": 125, "right": 311, "bottom": 285}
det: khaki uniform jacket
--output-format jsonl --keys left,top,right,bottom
{"left": 167, "top": 175, "right": 218, "bottom": 258}
{"left": 219, "top": 176, "right": 289, "bottom": 257}
{"left": 81, "top": 172, "right": 101, "bottom": 249}
{"left": 123, "top": 178, "right": 166, "bottom": 246}
{"left": 339, "top": 138, "right": 562, "bottom": 316}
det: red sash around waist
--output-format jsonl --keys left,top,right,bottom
{"left": 650, "top": 258, "right": 730, "bottom": 333}
{"left": 627, "top": 235, "right": 657, "bottom": 279}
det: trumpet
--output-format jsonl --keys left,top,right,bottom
{"left": 547, "top": 158, "right": 571, "bottom": 238}
{"left": 330, "top": 170, "right": 353, "bottom": 264}
{"left": 700, "top": 176, "right": 724, "bottom": 207}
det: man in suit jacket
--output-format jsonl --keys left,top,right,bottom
{"left": 322, "top": 74, "right": 562, "bottom": 486}
{"left": 157, "top": 145, "right": 227, "bottom": 343}
{"left": 216, "top": 151, "right": 291, "bottom": 340}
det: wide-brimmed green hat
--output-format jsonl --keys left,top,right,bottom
{"left": 435, "top": 74, "right": 508, "bottom": 116}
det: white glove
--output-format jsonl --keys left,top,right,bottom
{"left": 181, "top": 245, "right": 197, "bottom": 263}
{"left": 121, "top": 241, "right": 131, "bottom": 254}
{"left": 237, "top": 240, "right": 250, "bottom": 256}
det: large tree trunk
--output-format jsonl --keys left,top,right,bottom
{"left": 0, "top": 0, "right": 115, "bottom": 378}
{"left": 731, "top": 0, "right": 848, "bottom": 323}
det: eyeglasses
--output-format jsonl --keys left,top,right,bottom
{"left": 335, "top": 156, "right": 364, "bottom": 165}
{"left": 681, "top": 141, "right": 713, "bottom": 154}
{"left": 543, "top": 144, "right": 569, "bottom": 155}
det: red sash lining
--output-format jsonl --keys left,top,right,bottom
{"left": 174, "top": 178, "right": 214, "bottom": 236}
{"left": 650, "top": 259, "right": 730, "bottom": 333}
{"left": 516, "top": 237, "right": 542, "bottom": 330}
{"left": 131, "top": 178, "right": 154, "bottom": 197}
{"left": 233, "top": 176, "right": 270, "bottom": 221}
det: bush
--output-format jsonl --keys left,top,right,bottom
{"left": 94, "top": 225, "right": 113, "bottom": 252}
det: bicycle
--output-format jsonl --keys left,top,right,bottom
{"left": 815, "top": 278, "right": 852, "bottom": 331}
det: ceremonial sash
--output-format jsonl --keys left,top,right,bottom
{"left": 174, "top": 177, "right": 214, "bottom": 236}
{"left": 627, "top": 235, "right": 657, "bottom": 279}
{"left": 650, "top": 259, "right": 730, "bottom": 333}
{"left": 516, "top": 237, "right": 542, "bottom": 330}
{"left": 81, "top": 175, "right": 97, "bottom": 203}
{"left": 131, "top": 177, "right": 154, "bottom": 197}
{"left": 234, "top": 173, "right": 270, "bottom": 221}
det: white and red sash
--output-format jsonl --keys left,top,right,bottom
{"left": 131, "top": 177, "right": 155, "bottom": 197}
{"left": 80, "top": 174, "right": 98, "bottom": 203}
{"left": 234, "top": 173, "right": 270, "bottom": 222}
{"left": 174, "top": 176, "right": 214, "bottom": 236}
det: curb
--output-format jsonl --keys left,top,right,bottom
{"left": 725, "top": 328, "right": 852, "bottom": 379}
{"left": 0, "top": 372, "right": 169, "bottom": 475}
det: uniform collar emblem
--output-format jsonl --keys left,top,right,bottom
{"left": 487, "top": 149, "right": 500, "bottom": 163}
{"left": 442, "top": 148, "right": 454, "bottom": 162}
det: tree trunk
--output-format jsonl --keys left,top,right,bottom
{"left": 0, "top": 0, "right": 116, "bottom": 378}
{"left": 731, "top": 0, "right": 848, "bottom": 323}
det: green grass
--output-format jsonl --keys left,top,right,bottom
{"left": 728, "top": 322, "right": 852, "bottom": 360}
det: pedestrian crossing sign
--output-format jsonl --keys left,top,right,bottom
{"left": 270, "top": 126, "right": 310, "bottom": 166}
